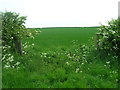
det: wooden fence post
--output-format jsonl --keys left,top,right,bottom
{"left": 14, "top": 36, "right": 22, "bottom": 55}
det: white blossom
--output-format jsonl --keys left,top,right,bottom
{"left": 106, "top": 61, "right": 110, "bottom": 64}
{"left": 32, "top": 43, "right": 35, "bottom": 46}
{"left": 4, "top": 64, "right": 10, "bottom": 69}
{"left": 15, "top": 62, "right": 20, "bottom": 66}
{"left": 66, "top": 62, "right": 70, "bottom": 65}
{"left": 75, "top": 68, "right": 79, "bottom": 73}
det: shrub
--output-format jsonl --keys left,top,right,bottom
{"left": 0, "top": 11, "right": 40, "bottom": 69}
{"left": 98, "top": 17, "right": 120, "bottom": 57}
{"left": 1, "top": 11, "right": 38, "bottom": 53}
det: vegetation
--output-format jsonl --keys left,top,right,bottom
{"left": 97, "top": 18, "right": 120, "bottom": 57}
{"left": 1, "top": 11, "right": 40, "bottom": 69}
{"left": 1, "top": 11, "right": 119, "bottom": 88}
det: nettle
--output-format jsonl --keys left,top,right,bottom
{"left": 98, "top": 17, "right": 120, "bottom": 56}
{"left": 1, "top": 11, "right": 40, "bottom": 69}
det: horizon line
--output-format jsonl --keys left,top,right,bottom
{"left": 27, "top": 26, "right": 101, "bottom": 29}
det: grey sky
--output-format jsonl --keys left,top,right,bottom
{"left": 0, "top": 0, "right": 119, "bottom": 28}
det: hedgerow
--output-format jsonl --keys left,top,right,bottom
{"left": 97, "top": 17, "right": 120, "bottom": 57}
{"left": 1, "top": 11, "right": 40, "bottom": 69}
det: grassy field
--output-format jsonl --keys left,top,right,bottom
{"left": 26, "top": 27, "right": 98, "bottom": 50}
{"left": 3, "top": 27, "right": 118, "bottom": 88}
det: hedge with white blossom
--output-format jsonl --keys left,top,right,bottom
{"left": 1, "top": 11, "right": 40, "bottom": 69}
{"left": 98, "top": 17, "right": 120, "bottom": 56}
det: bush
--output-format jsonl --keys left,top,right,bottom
{"left": 2, "top": 12, "right": 26, "bottom": 46}
{"left": 98, "top": 18, "right": 120, "bottom": 57}
{"left": 1, "top": 11, "right": 38, "bottom": 53}
{"left": 1, "top": 11, "right": 40, "bottom": 69}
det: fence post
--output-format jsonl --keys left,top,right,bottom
{"left": 14, "top": 36, "right": 22, "bottom": 55}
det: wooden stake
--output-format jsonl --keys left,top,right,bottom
{"left": 14, "top": 36, "right": 22, "bottom": 55}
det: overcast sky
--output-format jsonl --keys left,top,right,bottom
{"left": 0, "top": 0, "right": 119, "bottom": 28}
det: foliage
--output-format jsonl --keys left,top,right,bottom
{"left": 1, "top": 11, "right": 35, "bottom": 49}
{"left": 3, "top": 40, "right": 118, "bottom": 88}
{"left": 3, "top": 27, "right": 118, "bottom": 88}
{"left": 2, "top": 22, "right": 118, "bottom": 88}
{"left": 1, "top": 11, "right": 40, "bottom": 69}
{"left": 98, "top": 18, "right": 120, "bottom": 56}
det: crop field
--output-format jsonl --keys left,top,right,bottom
{"left": 3, "top": 27, "right": 118, "bottom": 88}
{"left": 25, "top": 27, "right": 98, "bottom": 50}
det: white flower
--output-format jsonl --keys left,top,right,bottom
{"left": 8, "top": 46, "right": 11, "bottom": 48}
{"left": 112, "top": 39, "right": 116, "bottom": 42}
{"left": 104, "top": 65, "right": 106, "bottom": 67}
{"left": 15, "top": 62, "right": 20, "bottom": 66}
{"left": 4, "top": 64, "right": 10, "bottom": 69}
{"left": 81, "top": 63, "right": 84, "bottom": 65}
{"left": 44, "top": 56, "right": 46, "bottom": 58}
{"left": 88, "top": 68, "right": 90, "bottom": 70}
{"left": 80, "top": 71, "right": 82, "bottom": 73}
{"left": 8, "top": 54, "right": 11, "bottom": 56}
{"left": 103, "top": 36, "right": 108, "bottom": 39}
{"left": 75, "top": 68, "right": 79, "bottom": 73}
{"left": 12, "top": 66, "right": 15, "bottom": 68}
{"left": 35, "top": 31, "right": 38, "bottom": 33}
{"left": 11, "top": 37, "right": 13, "bottom": 39}
{"left": 8, "top": 57, "right": 14, "bottom": 62}
{"left": 22, "top": 51, "right": 25, "bottom": 53}
{"left": 32, "top": 43, "right": 35, "bottom": 46}
{"left": 43, "top": 53, "right": 47, "bottom": 55}
{"left": 111, "top": 31, "right": 115, "bottom": 34}
{"left": 66, "top": 62, "right": 70, "bottom": 65}
{"left": 29, "top": 33, "right": 32, "bottom": 36}
{"left": 106, "top": 61, "right": 110, "bottom": 64}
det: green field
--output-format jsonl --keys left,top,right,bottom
{"left": 3, "top": 27, "right": 118, "bottom": 88}
{"left": 26, "top": 27, "right": 98, "bottom": 50}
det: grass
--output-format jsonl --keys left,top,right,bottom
{"left": 2, "top": 27, "right": 118, "bottom": 88}
{"left": 26, "top": 27, "right": 98, "bottom": 50}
